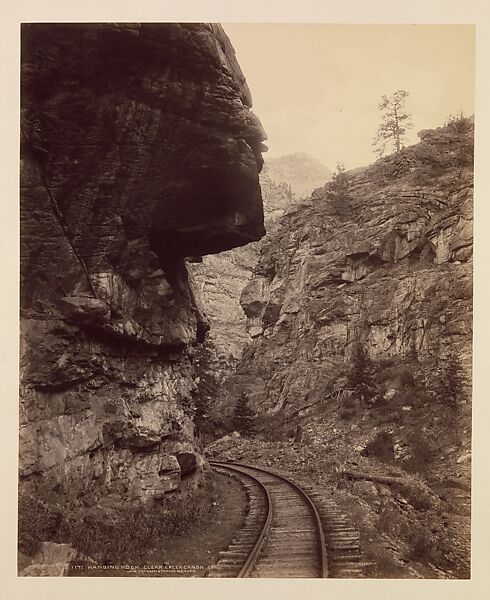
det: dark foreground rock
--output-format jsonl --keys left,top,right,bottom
{"left": 19, "top": 23, "right": 265, "bottom": 510}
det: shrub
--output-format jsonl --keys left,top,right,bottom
{"left": 339, "top": 407, "right": 355, "bottom": 421}
{"left": 444, "top": 111, "right": 473, "bottom": 135}
{"left": 327, "top": 162, "right": 349, "bottom": 196}
{"left": 378, "top": 365, "right": 414, "bottom": 388}
{"left": 376, "top": 506, "right": 399, "bottom": 537}
{"left": 193, "top": 341, "right": 221, "bottom": 437}
{"left": 255, "top": 414, "right": 289, "bottom": 441}
{"left": 444, "top": 111, "right": 474, "bottom": 169}
{"left": 18, "top": 477, "right": 215, "bottom": 563}
{"left": 342, "top": 394, "right": 357, "bottom": 410}
{"left": 347, "top": 343, "right": 376, "bottom": 406}
{"left": 378, "top": 508, "right": 445, "bottom": 568}
{"left": 430, "top": 352, "right": 468, "bottom": 409}
{"left": 339, "top": 393, "right": 358, "bottom": 420}
{"left": 403, "top": 431, "right": 438, "bottom": 475}
{"left": 362, "top": 431, "right": 395, "bottom": 463}
{"left": 394, "top": 482, "right": 433, "bottom": 510}
{"left": 402, "top": 525, "right": 445, "bottom": 566}
{"left": 18, "top": 495, "right": 63, "bottom": 556}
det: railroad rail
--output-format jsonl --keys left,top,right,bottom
{"left": 209, "top": 461, "right": 362, "bottom": 578}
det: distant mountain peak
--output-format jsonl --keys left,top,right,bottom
{"left": 269, "top": 151, "right": 321, "bottom": 160}
{"left": 262, "top": 153, "right": 332, "bottom": 199}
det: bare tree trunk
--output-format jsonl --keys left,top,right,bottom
{"left": 394, "top": 105, "right": 401, "bottom": 152}
{"left": 341, "top": 469, "right": 404, "bottom": 485}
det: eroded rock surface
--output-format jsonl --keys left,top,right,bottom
{"left": 224, "top": 121, "right": 473, "bottom": 419}
{"left": 190, "top": 154, "right": 331, "bottom": 374}
{"left": 20, "top": 23, "right": 265, "bottom": 506}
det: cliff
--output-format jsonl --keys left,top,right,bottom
{"left": 190, "top": 154, "right": 330, "bottom": 375}
{"left": 19, "top": 23, "right": 266, "bottom": 509}
{"left": 189, "top": 172, "right": 293, "bottom": 373}
{"left": 226, "top": 119, "right": 473, "bottom": 423}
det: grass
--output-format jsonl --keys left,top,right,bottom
{"left": 18, "top": 475, "right": 215, "bottom": 564}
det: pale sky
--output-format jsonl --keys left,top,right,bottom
{"left": 224, "top": 24, "right": 475, "bottom": 170}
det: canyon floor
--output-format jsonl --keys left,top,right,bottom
{"left": 205, "top": 401, "right": 471, "bottom": 579}
{"left": 61, "top": 393, "right": 470, "bottom": 580}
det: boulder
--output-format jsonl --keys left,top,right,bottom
{"left": 20, "top": 542, "right": 78, "bottom": 577}
{"left": 174, "top": 452, "right": 198, "bottom": 476}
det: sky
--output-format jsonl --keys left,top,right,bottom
{"left": 223, "top": 24, "right": 475, "bottom": 170}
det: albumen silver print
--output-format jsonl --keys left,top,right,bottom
{"left": 18, "top": 21, "right": 473, "bottom": 580}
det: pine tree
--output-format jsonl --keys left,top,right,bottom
{"left": 193, "top": 342, "right": 220, "bottom": 437}
{"left": 348, "top": 343, "right": 376, "bottom": 406}
{"left": 194, "top": 393, "right": 210, "bottom": 438}
{"left": 327, "top": 162, "right": 349, "bottom": 199}
{"left": 432, "top": 352, "right": 467, "bottom": 408}
{"left": 233, "top": 391, "right": 255, "bottom": 437}
{"left": 372, "top": 90, "right": 413, "bottom": 157}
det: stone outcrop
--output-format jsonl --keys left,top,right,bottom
{"left": 224, "top": 120, "right": 473, "bottom": 419}
{"left": 190, "top": 154, "right": 330, "bottom": 374}
{"left": 20, "top": 23, "right": 265, "bottom": 506}
{"left": 189, "top": 173, "right": 293, "bottom": 372}
{"left": 20, "top": 542, "right": 83, "bottom": 576}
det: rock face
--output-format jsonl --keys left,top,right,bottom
{"left": 20, "top": 23, "right": 265, "bottom": 506}
{"left": 226, "top": 120, "right": 473, "bottom": 418}
{"left": 190, "top": 154, "right": 330, "bottom": 373}
{"left": 189, "top": 245, "right": 260, "bottom": 373}
{"left": 189, "top": 174, "right": 293, "bottom": 372}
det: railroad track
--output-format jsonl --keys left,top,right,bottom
{"left": 209, "top": 461, "right": 363, "bottom": 578}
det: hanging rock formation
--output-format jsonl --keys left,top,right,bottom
{"left": 20, "top": 23, "right": 266, "bottom": 506}
{"left": 190, "top": 170, "right": 293, "bottom": 373}
{"left": 190, "top": 153, "right": 331, "bottom": 376}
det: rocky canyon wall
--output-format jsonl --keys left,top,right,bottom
{"left": 189, "top": 173, "right": 293, "bottom": 374}
{"left": 190, "top": 153, "right": 331, "bottom": 376}
{"left": 20, "top": 23, "right": 266, "bottom": 506}
{"left": 225, "top": 120, "right": 473, "bottom": 420}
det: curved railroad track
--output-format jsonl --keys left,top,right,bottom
{"left": 208, "top": 461, "right": 335, "bottom": 578}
